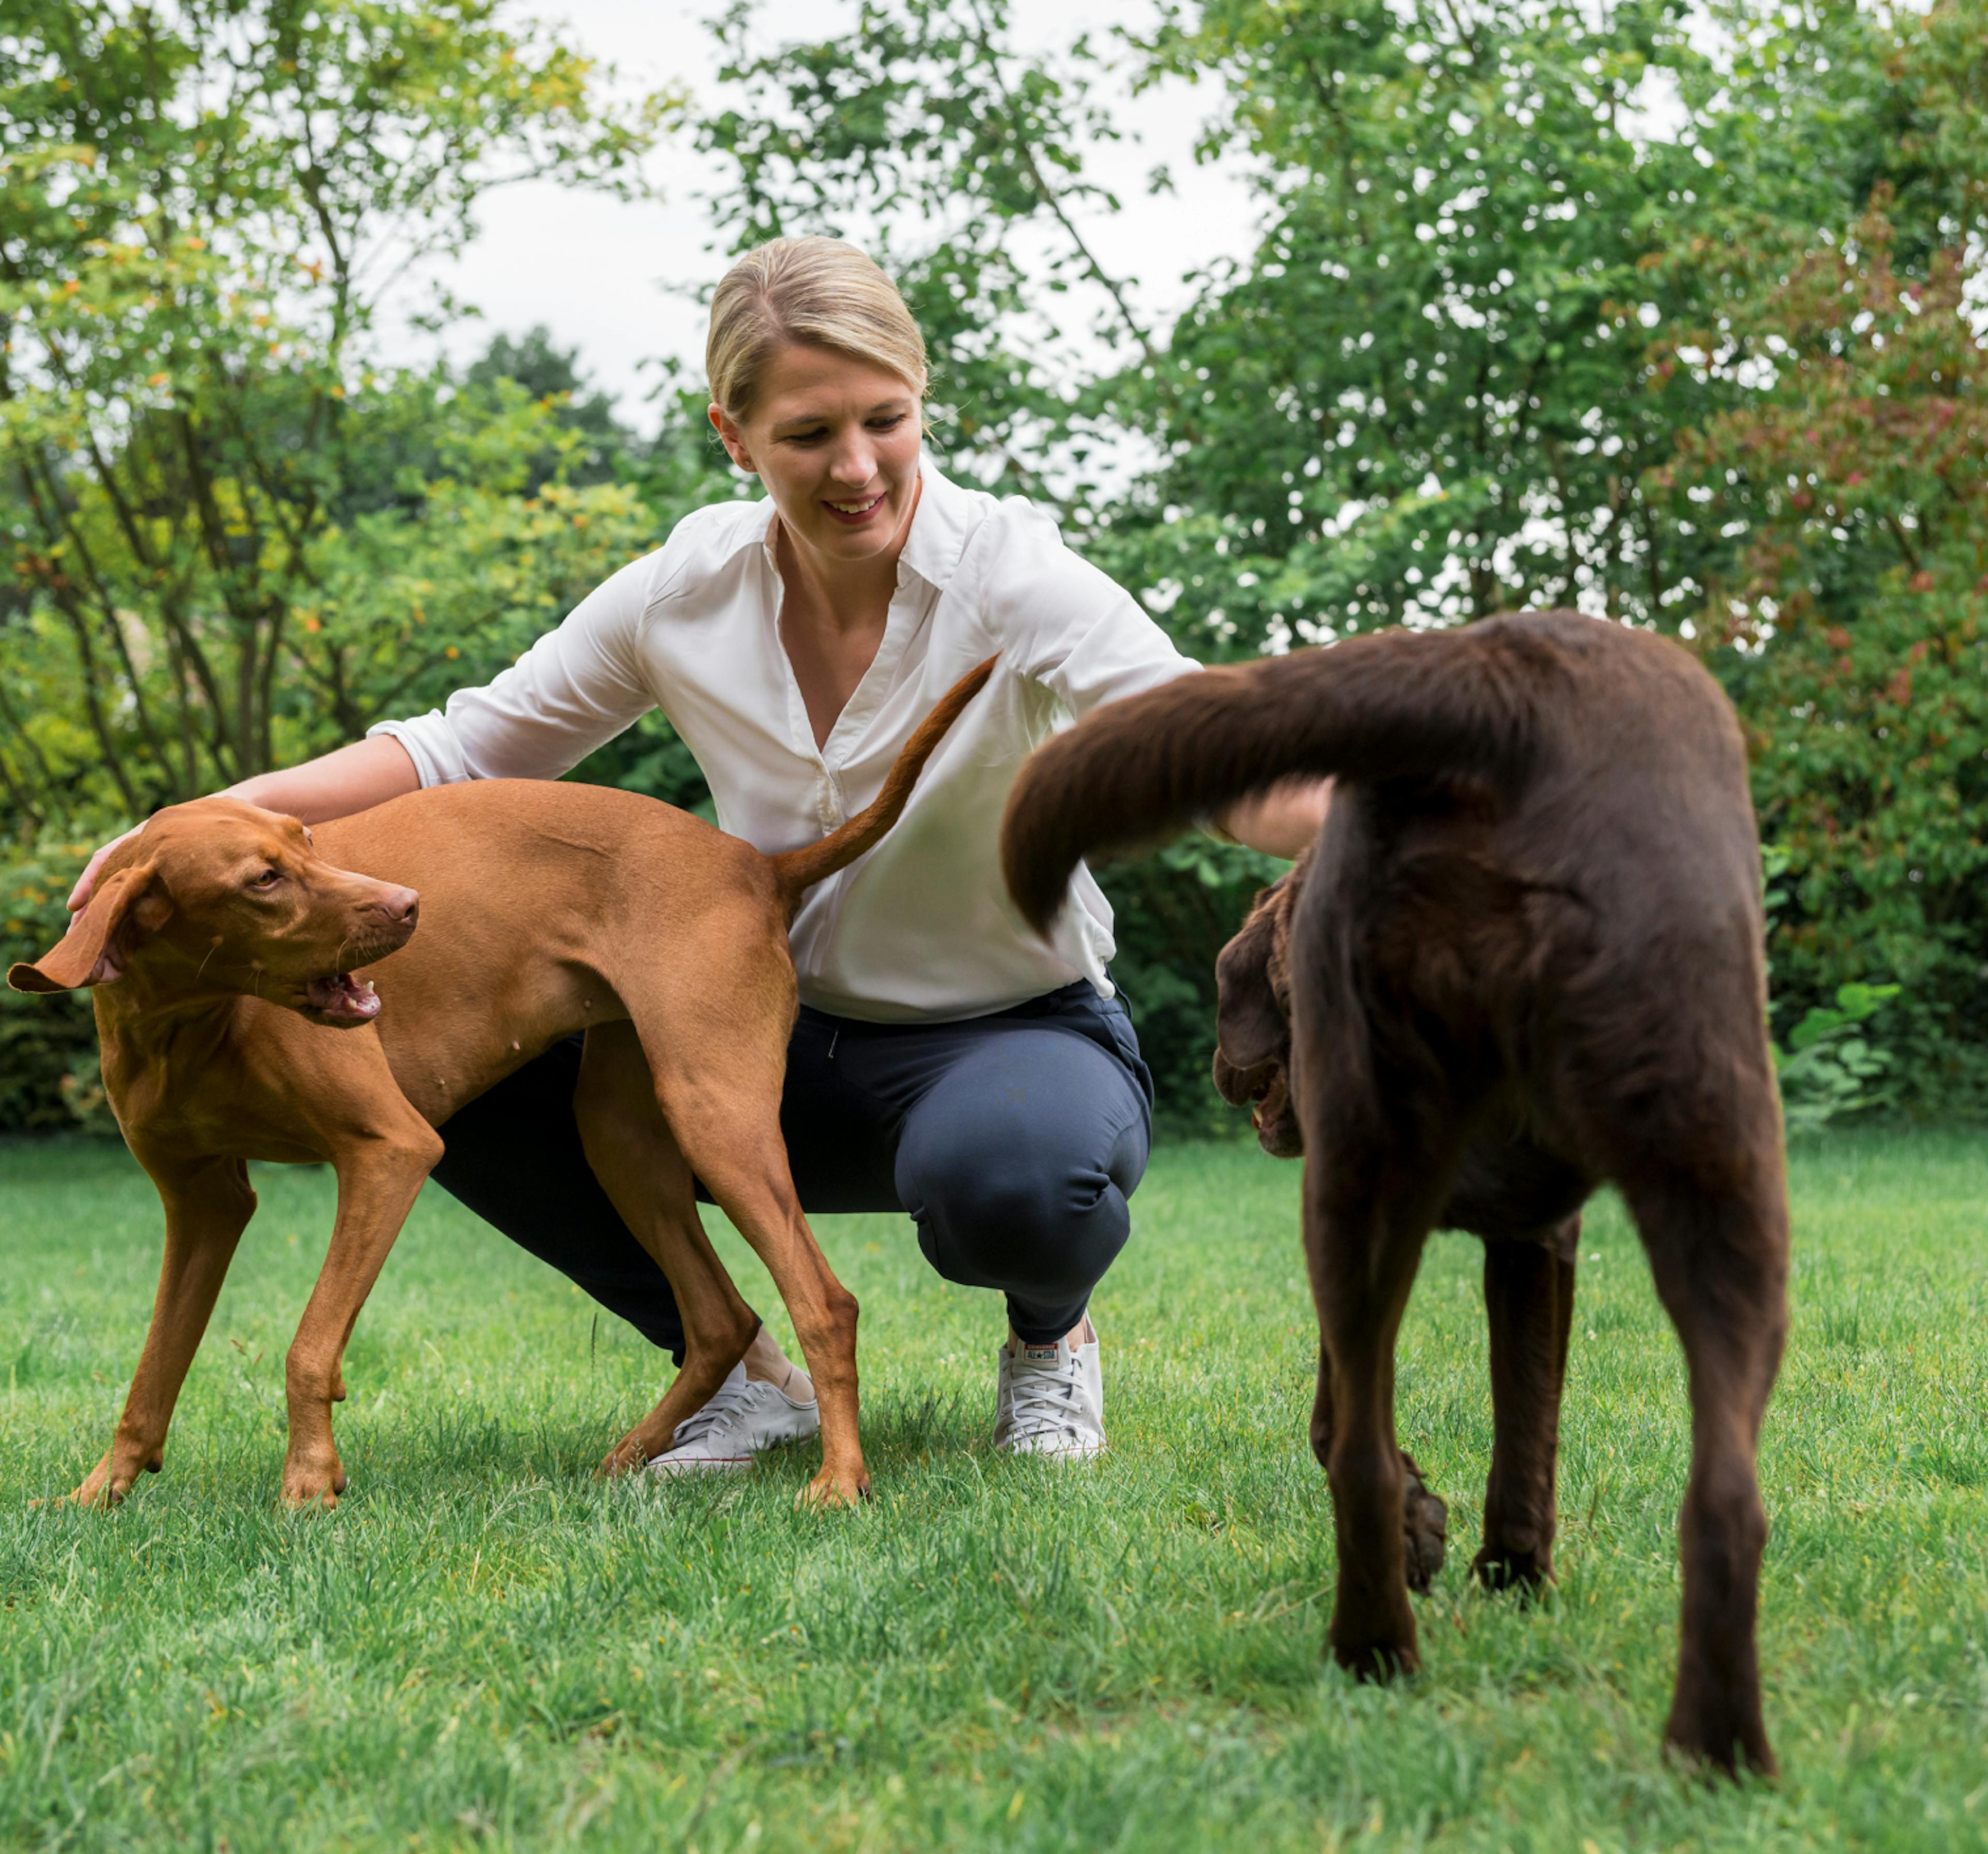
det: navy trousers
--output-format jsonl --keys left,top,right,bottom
{"left": 429, "top": 981, "right": 1154, "bottom": 1355}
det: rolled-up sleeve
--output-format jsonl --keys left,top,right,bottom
{"left": 368, "top": 553, "right": 663, "bottom": 786}
{"left": 986, "top": 504, "right": 1200, "bottom": 720}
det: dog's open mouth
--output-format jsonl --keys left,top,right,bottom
{"left": 303, "top": 973, "right": 381, "bottom": 1025}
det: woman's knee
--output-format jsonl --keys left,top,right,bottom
{"left": 901, "top": 1130, "right": 1136, "bottom": 1292}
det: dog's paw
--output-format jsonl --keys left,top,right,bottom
{"left": 598, "top": 1431, "right": 660, "bottom": 1479}
{"left": 55, "top": 1448, "right": 136, "bottom": 1510}
{"left": 797, "top": 1466, "right": 870, "bottom": 1511}
{"left": 1472, "top": 1542, "right": 1553, "bottom": 1597}
{"left": 1400, "top": 1453, "right": 1449, "bottom": 1594}
{"left": 280, "top": 1455, "right": 348, "bottom": 1511}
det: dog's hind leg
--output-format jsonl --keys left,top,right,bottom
{"left": 1621, "top": 1148, "right": 1787, "bottom": 1777}
{"left": 68, "top": 1155, "right": 257, "bottom": 1507}
{"left": 1304, "top": 1144, "right": 1455, "bottom": 1678}
{"left": 573, "top": 1021, "right": 759, "bottom": 1476}
{"left": 1474, "top": 1220, "right": 1578, "bottom": 1594}
{"left": 613, "top": 947, "right": 868, "bottom": 1509}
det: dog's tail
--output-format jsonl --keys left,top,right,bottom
{"left": 770, "top": 657, "right": 997, "bottom": 919}
{"left": 1002, "top": 623, "right": 1555, "bottom": 934}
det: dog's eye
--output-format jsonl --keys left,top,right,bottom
{"left": 250, "top": 869, "right": 282, "bottom": 889}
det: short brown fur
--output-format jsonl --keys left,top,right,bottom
{"left": 1001, "top": 611, "right": 1788, "bottom": 1776}
{"left": 12, "top": 660, "right": 993, "bottom": 1513}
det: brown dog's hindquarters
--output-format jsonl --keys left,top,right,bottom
{"left": 1000, "top": 609, "right": 1788, "bottom": 1775}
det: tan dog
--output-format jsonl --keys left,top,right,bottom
{"left": 12, "top": 661, "right": 992, "bottom": 1512}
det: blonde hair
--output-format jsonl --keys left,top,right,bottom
{"left": 706, "top": 237, "right": 927, "bottom": 420}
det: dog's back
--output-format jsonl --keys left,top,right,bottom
{"left": 1005, "top": 610, "right": 1771, "bottom": 1187}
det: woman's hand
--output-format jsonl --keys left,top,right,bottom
{"left": 67, "top": 735, "right": 422, "bottom": 914}
{"left": 1217, "top": 778, "right": 1333, "bottom": 861}
{"left": 68, "top": 826, "right": 144, "bottom": 913}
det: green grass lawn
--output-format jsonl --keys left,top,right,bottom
{"left": 2, "top": 1128, "right": 1985, "bottom": 1852}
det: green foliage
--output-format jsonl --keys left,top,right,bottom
{"left": 1670, "top": 116, "right": 1988, "bottom": 1105}
{"left": 0, "top": 0, "right": 669, "bottom": 829}
{"left": 691, "top": 0, "right": 1988, "bottom": 1119}
{"left": 1775, "top": 982, "right": 1902, "bottom": 1135}
{"left": 5, "top": 1131, "right": 1988, "bottom": 1845}
{"left": 698, "top": 0, "right": 1150, "bottom": 491}
{"left": 0, "top": 842, "right": 107, "bottom": 1132}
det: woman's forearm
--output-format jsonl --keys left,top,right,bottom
{"left": 225, "top": 735, "right": 422, "bottom": 823}
{"left": 1218, "top": 777, "right": 1333, "bottom": 861}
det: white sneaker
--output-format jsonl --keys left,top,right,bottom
{"left": 645, "top": 1362, "right": 820, "bottom": 1476}
{"left": 994, "top": 1323, "right": 1106, "bottom": 1459}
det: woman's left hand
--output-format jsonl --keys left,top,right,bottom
{"left": 1216, "top": 778, "right": 1333, "bottom": 860}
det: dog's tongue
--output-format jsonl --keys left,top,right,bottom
{"left": 305, "top": 974, "right": 381, "bottom": 1022}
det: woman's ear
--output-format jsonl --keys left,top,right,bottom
{"left": 707, "top": 401, "right": 756, "bottom": 474}
{"left": 7, "top": 863, "right": 169, "bottom": 994}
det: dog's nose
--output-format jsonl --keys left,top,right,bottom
{"left": 376, "top": 885, "right": 419, "bottom": 929}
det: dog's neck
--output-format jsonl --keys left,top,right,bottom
{"left": 91, "top": 939, "right": 267, "bottom": 1034}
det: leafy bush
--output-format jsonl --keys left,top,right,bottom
{"left": 1775, "top": 983, "right": 1903, "bottom": 1136}
{"left": 0, "top": 844, "right": 115, "bottom": 1134}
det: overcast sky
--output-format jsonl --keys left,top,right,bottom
{"left": 395, "top": 0, "right": 1264, "bottom": 426}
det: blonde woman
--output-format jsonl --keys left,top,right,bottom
{"left": 70, "top": 238, "right": 1327, "bottom": 1466}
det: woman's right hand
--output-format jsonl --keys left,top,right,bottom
{"left": 66, "top": 735, "right": 423, "bottom": 915}
{"left": 68, "top": 826, "right": 144, "bottom": 913}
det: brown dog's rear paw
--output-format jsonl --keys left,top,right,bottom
{"left": 1329, "top": 1631, "right": 1423, "bottom": 1682}
{"left": 1663, "top": 1703, "right": 1777, "bottom": 1782}
{"left": 1400, "top": 1453, "right": 1448, "bottom": 1594}
{"left": 1473, "top": 1543, "right": 1552, "bottom": 1597}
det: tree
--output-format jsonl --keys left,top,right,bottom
{"left": 0, "top": 0, "right": 669, "bottom": 834}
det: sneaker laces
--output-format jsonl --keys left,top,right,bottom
{"left": 1005, "top": 1348, "right": 1078, "bottom": 1439}
{"left": 670, "top": 1372, "right": 764, "bottom": 1449}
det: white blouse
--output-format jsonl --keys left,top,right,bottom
{"left": 370, "top": 461, "right": 1200, "bottom": 1022}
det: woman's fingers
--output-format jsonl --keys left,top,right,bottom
{"left": 68, "top": 827, "right": 140, "bottom": 913}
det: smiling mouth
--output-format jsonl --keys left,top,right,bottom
{"left": 302, "top": 973, "right": 381, "bottom": 1025}
{"left": 824, "top": 492, "right": 886, "bottom": 520}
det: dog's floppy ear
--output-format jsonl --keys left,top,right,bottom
{"left": 7, "top": 864, "right": 169, "bottom": 994}
{"left": 1213, "top": 891, "right": 1290, "bottom": 1083}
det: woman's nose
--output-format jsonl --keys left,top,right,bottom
{"left": 826, "top": 433, "right": 877, "bottom": 487}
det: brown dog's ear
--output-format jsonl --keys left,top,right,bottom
{"left": 7, "top": 864, "right": 168, "bottom": 994}
{"left": 1212, "top": 893, "right": 1290, "bottom": 1087}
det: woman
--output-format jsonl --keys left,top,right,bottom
{"left": 71, "top": 238, "right": 1326, "bottom": 1467}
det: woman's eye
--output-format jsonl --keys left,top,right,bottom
{"left": 870, "top": 414, "right": 908, "bottom": 431}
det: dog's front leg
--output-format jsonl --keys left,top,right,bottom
{"left": 1309, "top": 1347, "right": 1447, "bottom": 1594}
{"left": 69, "top": 1155, "right": 257, "bottom": 1507}
{"left": 1474, "top": 1224, "right": 1578, "bottom": 1593}
{"left": 282, "top": 1122, "right": 441, "bottom": 1509}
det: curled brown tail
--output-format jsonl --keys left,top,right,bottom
{"left": 1002, "top": 620, "right": 1566, "bottom": 935}
{"left": 771, "top": 656, "right": 997, "bottom": 918}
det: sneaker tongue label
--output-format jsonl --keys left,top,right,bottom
{"left": 1022, "top": 1345, "right": 1060, "bottom": 1364}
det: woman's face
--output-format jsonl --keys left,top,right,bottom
{"left": 709, "top": 344, "right": 924, "bottom": 572}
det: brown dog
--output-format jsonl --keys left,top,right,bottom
{"left": 1001, "top": 611, "right": 1788, "bottom": 1776}
{"left": 11, "top": 662, "right": 992, "bottom": 1513}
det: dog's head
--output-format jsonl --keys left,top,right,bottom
{"left": 8, "top": 797, "right": 419, "bottom": 1028}
{"left": 1213, "top": 857, "right": 1306, "bottom": 1158}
